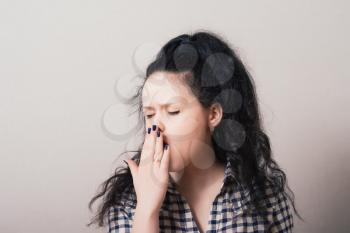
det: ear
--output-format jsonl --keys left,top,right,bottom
{"left": 208, "top": 102, "right": 223, "bottom": 132}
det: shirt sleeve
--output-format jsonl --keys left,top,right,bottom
{"left": 270, "top": 191, "right": 294, "bottom": 233}
{"left": 107, "top": 205, "right": 133, "bottom": 233}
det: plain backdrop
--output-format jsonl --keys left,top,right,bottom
{"left": 0, "top": 1, "right": 349, "bottom": 232}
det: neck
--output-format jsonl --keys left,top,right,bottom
{"left": 169, "top": 158, "right": 225, "bottom": 195}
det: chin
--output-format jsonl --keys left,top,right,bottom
{"left": 168, "top": 153, "right": 187, "bottom": 172}
{"left": 168, "top": 164, "right": 183, "bottom": 172}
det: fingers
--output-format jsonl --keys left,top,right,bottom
{"left": 140, "top": 124, "right": 157, "bottom": 167}
{"left": 153, "top": 128, "right": 163, "bottom": 163}
{"left": 127, "top": 124, "right": 170, "bottom": 191}
{"left": 160, "top": 144, "right": 170, "bottom": 172}
{"left": 124, "top": 159, "right": 137, "bottom": 178}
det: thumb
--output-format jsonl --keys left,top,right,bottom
{"left": 124, "top": 159, "right": 137, "bottom": 178}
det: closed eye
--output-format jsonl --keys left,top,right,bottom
{"left": 145, "top": 111, "right": 180, "bottom": 119}
{"left": 169, "top": 111, "right": 180, "bottom": 115}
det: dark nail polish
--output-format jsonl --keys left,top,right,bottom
{"left": 147, "top": 128, "right": 151, "bottom": 134}
{"left": 152, "top": 124, "right": 157, "bottom": 131}
{"left": 164, "top": 144, "right": 168, "bottom": 150}
{"left": 157, "top": 130, "right": 160, "bottom": 137}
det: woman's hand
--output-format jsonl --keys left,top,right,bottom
{"left": 125, "top": 124, "right": 170, "bottom": 215}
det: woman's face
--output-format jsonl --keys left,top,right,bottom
{"left": 142, "top": 71, "right": 214, "bottom": 172}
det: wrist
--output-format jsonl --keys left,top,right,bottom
{"left": 135, "top": 205, "right": 160, "bottom": 218}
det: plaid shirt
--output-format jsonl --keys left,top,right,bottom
{"left": 107, "top": 160, "right": 294, "bottom": 232}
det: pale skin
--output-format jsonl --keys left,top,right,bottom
{"left": 125, "top": 71, "right": 225, "bottom": 233}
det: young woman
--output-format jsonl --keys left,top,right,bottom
{"left": 88, "top": 31, "right": 303, "bottom": 233}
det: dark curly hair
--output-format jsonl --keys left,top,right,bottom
{"left": 87, "top": 30, "right": 304, "bottom": 228}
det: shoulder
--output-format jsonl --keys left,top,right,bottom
{"left": 107, "top": 205, "right": 133, "bottom": 233}
{"left": 262, "top": 182, "right": 293, "bottom": 212}
{"left": 238, "top": 180, "right": 294, "bottom": 232}
{"left": 263, "top": 182, "right": 294, "bottom": 232}
{"left": 107, "top": 189, "right": 137, "bottom": 232}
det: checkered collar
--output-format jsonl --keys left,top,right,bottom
{"left": 167, "top": 159, "right": 238, "bottom": 195}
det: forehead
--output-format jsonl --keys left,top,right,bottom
{"left": 142, "top": 71, "right": 195, "bottom": 106}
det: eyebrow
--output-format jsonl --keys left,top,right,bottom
{"left": 142, "top": 102, "right": 180, "bottom": 109}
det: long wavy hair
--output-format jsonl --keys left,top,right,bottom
{"left": 87, "top": 30, "right": 304, "bottom": 227}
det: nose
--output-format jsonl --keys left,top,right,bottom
{"left": 152, "top": 120, "right": 167, "bottom": 143}
{"left": 153, "top": 119, "right": 164, "bottom": 133}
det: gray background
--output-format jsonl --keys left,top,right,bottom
{"left": 0, "top": 0, "right": 349, "bottom": 232}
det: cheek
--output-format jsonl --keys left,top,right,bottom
{"left": 168, "top": 145, "right": 186, "bottom": 172}
{"left": 166, "top": 115, "right": 209, "bottom": 168}
{"left": 189, "top": 138, "right": 216, "bottom": 169}
{"left": 168, "top": 135, "right": 213, "bottom": 172}
{"left": 162, "top": 106, "right": 209, "bottom": 163}
{"left": 166, "top": 122, "right": 199, "bottom": 160}
{"left": 167, "top": 113, "right": 204, "bottom": 141}
{"left": 167, "top": 140, "right": 203, "bottom": 172}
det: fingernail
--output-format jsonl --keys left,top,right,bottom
{"left": 157, "top": 130, "right": 160, "bottom": 137}
{"left": 147, "top": 127, "right": 151, "bottom": 134}
{"left": 164, "top": 144, "right": 168, "bottom": 150}
{"left": 152, "top": 124, "right": 157, "bottom": 131}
